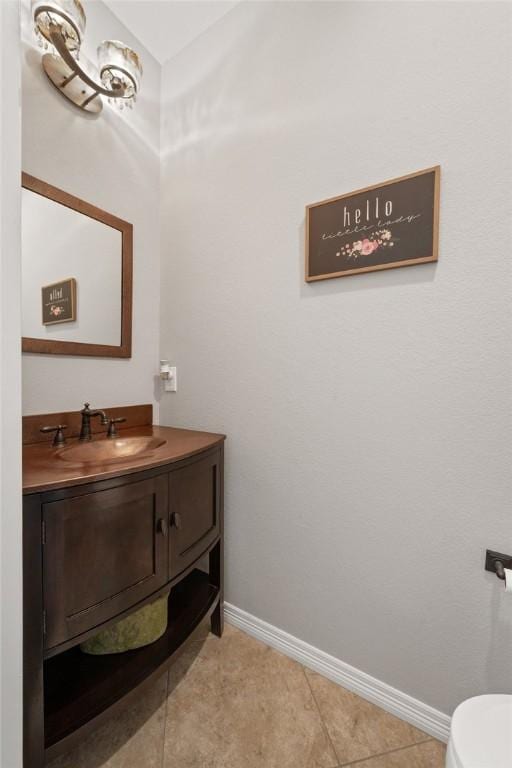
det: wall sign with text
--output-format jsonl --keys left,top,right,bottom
{"left": 305, "top": 167, "right": 440, "bottom": 281}
{"left": 41, "top": 278, "right": 77, "bottom": 325}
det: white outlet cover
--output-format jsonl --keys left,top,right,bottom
{"left": 164, "top": 366, "right": 177, "bottom": 392}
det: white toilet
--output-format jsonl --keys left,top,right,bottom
{"left": 446, "top": 694, "right": 512, "bottom": 767}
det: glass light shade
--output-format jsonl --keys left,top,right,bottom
{"left": 97, "top": 40, "right": 143, "bottom": 99}
{"left": 32, "top": 0, "right": 86, "bottom": 52}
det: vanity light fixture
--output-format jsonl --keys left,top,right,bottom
{"left": 32, "top": 0, "right": 142, "bottom": 114}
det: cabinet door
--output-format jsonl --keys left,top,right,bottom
{"left": 169, "top": 450, "right": 221, "bottom": 578}
{"left": 43, "top": 475, "right": 168, "bottom": 649}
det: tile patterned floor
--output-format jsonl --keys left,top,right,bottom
{"left": 49, "top": 623, "right": 446, "bottom": 768}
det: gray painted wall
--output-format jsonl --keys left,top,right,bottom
{"left": 1, "top": 4, "right": 22, "bottom": 765}
{"left": 160, "top": 1, "right": 512, "bottom": 714}
{"left": 21, "top": 0, "right": 161, "bottom": 416}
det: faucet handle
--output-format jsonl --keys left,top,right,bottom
{"left": 40, "top": 425, "right": 68, "bottom": 447}
{"left": 106, "top": 417, "right": 126, "bottom": 439}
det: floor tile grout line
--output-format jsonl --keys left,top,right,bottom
{"left": 300, "top": 665, "right": 436, "bottom": 767}
{"left": 337, "top": 738, "right": 437, "bottom": 767}
{"left": 301, "top": 663, "right": 340, "bottom": 766}
{"left": 160, "top": 668, "right": 171, "bottom": 768}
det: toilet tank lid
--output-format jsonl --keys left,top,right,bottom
{"left": 451, "top": 695, "right": 512, "bottom": 768}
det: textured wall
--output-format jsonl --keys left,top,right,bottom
{"left": 160, "top": 1, "right": 512, "bottom": 714}
{"left": 21, "top": 0, "right": 161, "bottom": 415}
{"left": 1, "top": 4, "right": 23, "bottom": 765}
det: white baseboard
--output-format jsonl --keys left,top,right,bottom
{"left": 224, "top": 603, "right": 450, "bottom": 744}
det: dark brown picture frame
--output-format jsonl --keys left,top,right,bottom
{"left": 305, "top": 166, "right": 440, "bottom": 282}
{"left": 22, "top": 172, "right": 133, "bottom": 358}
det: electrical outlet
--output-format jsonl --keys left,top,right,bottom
{"left": 164, "top": 366, "right": 177, "bottom": 392}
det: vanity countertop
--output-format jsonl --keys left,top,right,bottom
{"left": 23, "top": 425, "right": 225, "bottom": 495}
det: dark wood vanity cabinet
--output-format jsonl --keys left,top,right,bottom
{"left": 43, "top": 475, "right": 169, "bottom": 649}
{"left": 23, "top": 433, "right": 224, "bottom": 768}
{"left": 169, "top": 450, "right": 221, "bottom": 578}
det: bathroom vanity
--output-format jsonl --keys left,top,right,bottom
{"left": 22, "top": 404, "right": 225, "bottom": 767}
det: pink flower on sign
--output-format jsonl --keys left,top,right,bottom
{"left": 345, "top": 229, "right": 393, "bottom": 260}
{"left": 361, "top": 239, "right": 377, "bottom": 256}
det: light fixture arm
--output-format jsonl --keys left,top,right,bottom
{"left": 48, "top": 24, "right": 132, "bottom": 100}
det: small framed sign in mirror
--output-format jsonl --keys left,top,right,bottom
{"left": 21, "top": 173, "right": 132, "bottom": 357}
{"left": 41, "top": 278, "right": 77, "bottom": 325}
{"left": 305, "top": 166, "right": 440, "bottom": 282}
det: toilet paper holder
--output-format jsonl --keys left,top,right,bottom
{"left": 485, "top": 549, "right": 512, "bottom": 581}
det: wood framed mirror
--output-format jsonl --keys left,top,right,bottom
{"left": 21, "top": 173, "right": 132, "bottom": 358}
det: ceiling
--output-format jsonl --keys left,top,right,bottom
{"left": 104, "top": 1, "right": 237, "bottom": 64}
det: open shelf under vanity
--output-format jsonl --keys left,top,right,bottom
{"left": 44, "top": 569, "right": 220, "bottom": 760}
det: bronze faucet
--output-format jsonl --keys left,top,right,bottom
{"left": 79, "top": 403, "right": 108, "bottom": 441}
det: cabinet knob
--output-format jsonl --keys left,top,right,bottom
{"left": 156, "top": 517, "right": 168, "bottom": 537}
{"left": 170, "top": 512, "right": 182, "bottom": 530}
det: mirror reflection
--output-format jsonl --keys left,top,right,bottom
{"left": 22, "top": 188, "right": 122, "bottom": 346}
{"left": 21, "top": 174, "right": 132, "bottom": 358}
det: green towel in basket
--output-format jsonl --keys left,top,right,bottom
{"left": 80, "top": 592, "right": 169, "bottom": 655}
